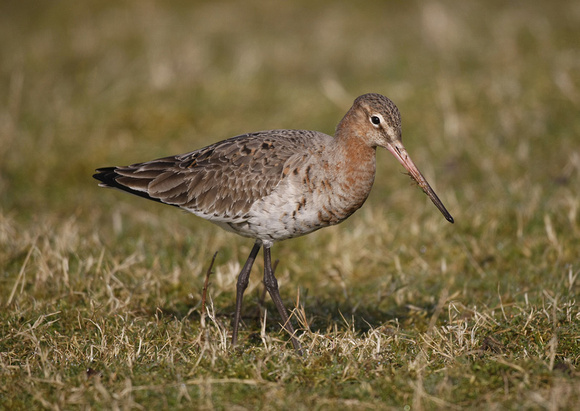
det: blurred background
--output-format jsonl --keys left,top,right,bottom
{"left": 1, "top": 0, "right": 578, "bottom": 317}
{"left": 1, "top": 1, "right": 579, "bottom": 407}
{"left": 2, "top": 0, "right": 577, "bottom": 215}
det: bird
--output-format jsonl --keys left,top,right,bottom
{"left": 93, "top": 93, "right": 454, "bottom": 354}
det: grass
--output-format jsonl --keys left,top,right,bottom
{"left": 1, "top": 0, "right": 579, "bottom": 409}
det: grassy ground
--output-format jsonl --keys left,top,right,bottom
{"left": 1, "top": 0, "right": 579, "bottom": 409}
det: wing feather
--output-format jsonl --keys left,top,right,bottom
{"left": 93, "top": 130, "right": 325, "bottom": 222}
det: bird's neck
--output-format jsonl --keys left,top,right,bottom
{"left": 334, "top": 110, "right": 377, "bottom": 173}
{"left": 331, "top": 120, "right": 377, "bottom": 209}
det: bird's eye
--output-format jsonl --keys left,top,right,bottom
{"left": 370, "top": 116, "right": 381, "bottom": 125}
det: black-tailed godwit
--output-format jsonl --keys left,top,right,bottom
{"left": 94, "top": 93, "right": 454, "bottom": 354}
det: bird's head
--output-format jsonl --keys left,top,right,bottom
{"left": 346, "top": 93, "right": 454, "bottom": 223}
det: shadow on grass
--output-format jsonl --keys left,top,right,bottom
{"left": 153, "top": 286, "right": 438, "bottom": 336}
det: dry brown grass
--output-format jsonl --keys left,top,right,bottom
{"left": 1, "top": 0, "right": 580, "bottom": 409}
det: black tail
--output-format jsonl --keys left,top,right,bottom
{"left": 93, "top": 167, "right": 118, "bottom": 187}
{"left": 93, "top": 167, "right": 165, "bottom": 204}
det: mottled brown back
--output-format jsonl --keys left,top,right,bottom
{"left": 94, "top": 130, "right": 326, "bottom": 220}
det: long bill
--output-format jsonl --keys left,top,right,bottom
{"left": 386, "top": 141, "right": 454, "bottom": 224}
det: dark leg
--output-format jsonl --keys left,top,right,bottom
{"left": 232, "top": 241, "right": 261, "bottom": 347}
{"left": 263, "top": 245, "right": 303, "bottom": 354}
